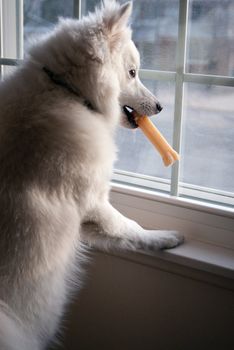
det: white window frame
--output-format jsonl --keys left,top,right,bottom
{"left": 0, "top": 0, "right": 233, "bottom": 252}
{"left": 0, "top": 0, "right": 23, "bottom": 76}
{"left": 113, "top": 0, "right": 234, "bottom": 208}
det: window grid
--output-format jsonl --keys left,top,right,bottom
{"left": 73, "top": 0, "right": 82, "bottom": 19}
{"left": 171, "top": 0, "right": 188, "bottom": 197}
{"left": 0, "top": 0, "right": 234, "bottom": 207}
{"left": 15, "top": 0, "right": 24, "bottom": 59}
{"left": 0, "top": 0, "right": 23, "bottom": 59}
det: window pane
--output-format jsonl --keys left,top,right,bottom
{"left": 83, "top": 0, "right": 179, "bottom": 71}
{"left": 131, "top": 0, "right": 179, "bottom": 71}
{"left": 81, "top": 0, "right": 99, "bottom": 13}
{"left": 180, "top": 84, "right": 234, "bottom": 197}
{"left": 24, "top": 0, "right": 74, "bottom": 50}
{"left": 187, "top": 0, "right": 234, "bottom": 76}
{"left": 115, "top": 80, "right": 175, "bottom": 187}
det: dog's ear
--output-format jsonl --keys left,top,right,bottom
{"left": 103, "top": 1, "right": 132, "bottom": 31}
{"left": 102, "top": 1, "right": 132, "bottom": 51}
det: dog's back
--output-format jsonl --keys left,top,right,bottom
{"left": 0, "top": 6, "right": 118, "bottom": 346}
{"left": 0, "top": 70, "right": 81, "bottom": 350}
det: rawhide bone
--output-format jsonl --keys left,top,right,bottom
{"left": 133, "top": 109, "right": 180, "bottom": 167}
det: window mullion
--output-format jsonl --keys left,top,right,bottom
{"left": 170, "top": 0, "right": 189, "bottom": 197}
{"left": 73, "top": 0, "right": 82, "bottom": 19}
{"left": 0, "top": 0, "right": 3, "bottom": 58}
{"left": 184, "top": 72, "right": 234, "bottom": 87}
{"left": 1, "top": 0, "right": 20, "bottom": 59}
{"left": 16, "top": 0, "right": 24, "bottom": 59}
{"left": 0, "top": 0, "right": 23, "bottom": 77}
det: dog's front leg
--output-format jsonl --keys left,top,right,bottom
{"left": 81, "top": 201, "right": 183, "bottom": 252}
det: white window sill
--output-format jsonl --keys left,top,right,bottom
{"left": 110, "top": 182, "right": 234, "bottom": 249}
{"left": 91, "top": 239, "right": 234, "bottom": 290}
{"left": 106, "top": 182, "right": 234, "bottom": 287}
{"left": 89, "top": 240, "right": 234, "bottom": 291}
{"left": 144, "top": 239, "right": 234, "bottom": 280}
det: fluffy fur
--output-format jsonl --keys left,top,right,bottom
{"left": 0, "top": 1, "right": 183, "bottom": 349}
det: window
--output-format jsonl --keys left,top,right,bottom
{"left": 24, "top": 0, "right": 74, "bottom": 50}
{"left": 77, "top": 0, "right": 234, "bottom": 208}
{"left": 0, "top": 0, "right": 234, "bottom": 211}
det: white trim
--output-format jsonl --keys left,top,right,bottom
{"left": 139, "top": 70, "right": 234, "bottom": 87}
{"left": 113, "top": 170, "right": 234, "bottom": 207}
{"left": 73, "top": 0, "right": 82, "bottom": 20}
{"left": 0, "top": 0, "right": 23, "bottom": 76}
{"left": 183, "top": 72, "right": 234, "bottom": 87}
{"left": 0, "top": 0, "right": 2, "bottom": 60}
{"left": 110, "top": 183, "right": 234, "bottom": 250}
{"left": 113, "top": 170, "right": 171, "bottom": 194}
{"left": 171, "top": 0, "right": 189, "bottom": 196}
{"left": 93, "top": 240, "right": 234, "bottom": 283}
{"left": 1, "top": 0, "right": 19, "bottom": 58}
{"left": 15, "top": 0, "right": 23, "bottom": 59}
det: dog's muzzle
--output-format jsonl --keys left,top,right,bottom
{"left": 123, "top": 102, "right": 163, "bottom": 129}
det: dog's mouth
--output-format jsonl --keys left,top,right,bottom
{"left": 123, "top": 105, "right": 139, "bottom": 129}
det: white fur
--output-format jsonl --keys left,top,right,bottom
{"left": 0, "top": 1, "right": 183, "bottom": 349}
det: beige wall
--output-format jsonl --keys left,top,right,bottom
{"left": 52, "top": 251, "right": 234, "bottom": 350}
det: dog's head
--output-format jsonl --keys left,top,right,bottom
{"left": 29, "top": 0, "right": 162, "bottom": 128}
{"left": 97, "top": 0, "right": 163, "bottom": 128}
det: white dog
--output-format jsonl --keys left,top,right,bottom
{"left": 0, "top": 1, "right": 183, "bottom": 349}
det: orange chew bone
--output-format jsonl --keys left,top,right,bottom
{"left": 135, "top": 113, "right": 180, "bottom": 167}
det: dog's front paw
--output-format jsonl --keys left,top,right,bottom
{"left": 158, "top": 230, "right": 184, "bottom": 250}
{"left": 141, "top": 230, "right": 184, "bottom": 251}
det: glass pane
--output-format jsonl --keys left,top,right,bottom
{"left": 187, "top": 0, "right": 234, "bottom": 76}
{"left": 24, "top": 0, "right": 74, "bottom": 50}
{"left": 115, "top": 80, "right": 175, "bottom": 185}
{"left": 81, "top": 0, "right": 99, "bottom": 13}
{"left": 83, "top": 0, "right": 179, "bottom": 71}
{"left": 180, "top": 84, "right": 234, "bottom": 195}
{"left": 131, "top": 0, "right": 179, "bottom": 71}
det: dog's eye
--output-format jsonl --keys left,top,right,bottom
{"left": 129, "top": 69, "right": 136, "bottom": 78}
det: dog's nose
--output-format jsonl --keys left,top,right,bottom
{"left": 156, "top": 102, "right": 163, "bottom": 113}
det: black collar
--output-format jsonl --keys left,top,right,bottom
{"left": 43, "top": 66, "right": 95, "bottom": 111}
